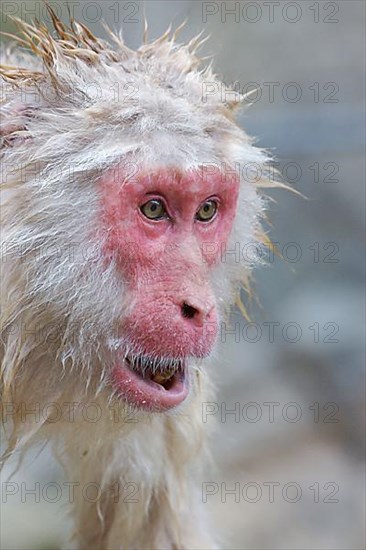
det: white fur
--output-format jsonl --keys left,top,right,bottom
{"left": 0, "top": 19, "right": 272, "bottom": 549}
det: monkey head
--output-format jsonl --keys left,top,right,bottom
{"left": 0, "top": 14, "right": 269, "bottom": 418}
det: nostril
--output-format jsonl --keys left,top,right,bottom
{"left": 181, "top": 302, "right": 199, "bottom": 320}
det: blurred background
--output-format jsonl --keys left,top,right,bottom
{"left": 1, "top": 1, "right": 365, "bottom": 549}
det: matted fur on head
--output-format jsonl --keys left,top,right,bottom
{"left": 0, "top": 9, "right": 278, "bottom": 453}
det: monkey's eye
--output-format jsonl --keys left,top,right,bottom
{"left": 196, "top": 199, "right": 218, "bottom": 222}
{"left": 140, "top": 199, "right": 167, "bottom": 220}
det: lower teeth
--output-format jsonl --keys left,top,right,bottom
{"left": 152, "top": 373, "right": 172, "bottom": 384}
{"left": 125, "top": 355, "right": 180, "bottom": 385}
{"left": 151, "top": 368, "right": 178, "bottom": 384}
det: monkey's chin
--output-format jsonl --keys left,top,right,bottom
{"left": 111, "top": 359, "right": 189, "bottom": 412}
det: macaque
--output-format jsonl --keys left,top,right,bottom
{"left": 0, "top": 10, "right": 275, "bottom": 549}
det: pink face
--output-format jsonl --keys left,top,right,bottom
{"left": 99, "top": 165, "right": 239, "bottom": 411}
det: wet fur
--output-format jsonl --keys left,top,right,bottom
{"left": 0, "top": 12, "right": 273, "bottom": 549}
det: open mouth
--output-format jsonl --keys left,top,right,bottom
{"left": 111, "top": 352, "right": 189, "bottom": 411}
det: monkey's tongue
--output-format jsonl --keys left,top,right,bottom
{"left": 111, "top": 357, "right": 188, "bottom": 411}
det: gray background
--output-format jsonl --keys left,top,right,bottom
{"left": 1, "top": 1, "right": 365, "bottom": 549}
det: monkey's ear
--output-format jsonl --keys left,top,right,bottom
{"left": 0, "top": 101, "right": 36, "bottom": 149}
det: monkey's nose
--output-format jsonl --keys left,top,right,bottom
{"left": 180, "top": 301, "right": 214, "bottom": 327}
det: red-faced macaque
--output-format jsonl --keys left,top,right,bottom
{"left": 0, "top": 11, "right": 275, "bottom": 549}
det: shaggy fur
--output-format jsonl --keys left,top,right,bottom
{"left": 0, "top": 10, "right": 277, "bottom": 549}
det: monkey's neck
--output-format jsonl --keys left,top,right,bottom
{"left": 55, "top": 380, "right": 214, "bottom": 549}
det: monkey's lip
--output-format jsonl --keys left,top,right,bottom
{"left": 111, "top": 354, "right": 189, "bottom": 411}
